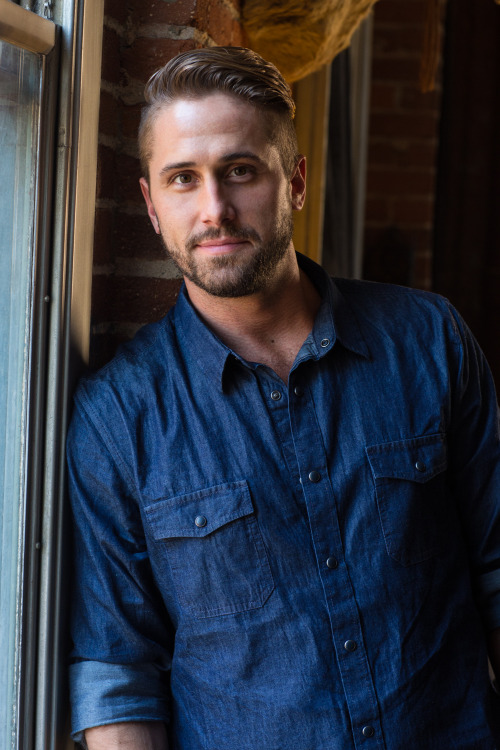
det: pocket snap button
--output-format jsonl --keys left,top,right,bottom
{"left": 195, "top": 515, "right": 207, "bottom": 528}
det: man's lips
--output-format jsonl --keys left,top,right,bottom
{"left": 195, "top": 237, "right": 250, "bottom": 254}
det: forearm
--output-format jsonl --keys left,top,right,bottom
{"left": 85, "top": 721, "right": 168, "bottom": 750}
{"left": 487, "top": 627, "right": 500, "bottom": 683}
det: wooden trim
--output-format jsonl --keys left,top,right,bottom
{"left": 0, "top": 0, "right": 56, "bottom": 54}
{"left": 70, "top": 0, "right": 105, "bottom": 364}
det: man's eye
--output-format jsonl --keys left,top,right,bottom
{"left": 231, "top": 166, "right": 249, "bottom": 177}
{"left": 173, "top": 174, "right": 192, "bottom": 184}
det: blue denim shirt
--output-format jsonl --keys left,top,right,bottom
{"left": 68, "top": 254, "right": 500, "bottom": 749}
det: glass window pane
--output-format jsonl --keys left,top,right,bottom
{"left": 0, "top": 39, "right": 42, "bottom": 748}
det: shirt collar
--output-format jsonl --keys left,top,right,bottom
{"left": 173, "top": 253, "right": 370, "bottom": 391}
{"left": 297, "top": 253, "right": 370, "bottom": 362}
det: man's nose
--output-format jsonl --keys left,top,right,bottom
{"left": 199, "top": 180, "right": 236, "bottom": 226}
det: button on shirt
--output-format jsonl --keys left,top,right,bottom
{"left": 67, "top": 254, "right": 500, "bottom": 749}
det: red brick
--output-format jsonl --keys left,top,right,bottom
{"left": 92, "top": 275, "right": 182, "bottom": 324}
{"left": 98, "top": 90, "right": 120, "bottom": 137}
{"left": 398, "top": 85, "right": 441, "bottom": 112}
{"left": 93, "top": 207, "right": 115, "bottom": 265}
{"left": 412, "top": 254, "right": 432, "bottom": 289}
{"left": 100, "top": 25, "right": 121, "bottom": 84}
{"left": 228, "top": 17, "right": 246, "bottom": 46}
{"left": 122, "top": 103, "right": 142, "bottom": 140}
{"left": 370, "top": 82, "right": 397, "bottom": 110}
{"left": 363, "top": 226, "right": 382, "bottom": 250}
{"left": 115, "top": 153, "right": 143, "bottom": 204}
{"left": 96, "top": 144, "right": 117, "bottom": 201}
{"left": 374, "top": 0, "right": 426, "bottom": 26}
{"left": 364, "top": 220, "right": 387, "bottom": 233}
{"left": 196, "top": 0, "right": 237, "bottom": 45}
{"left": 130, "top": 0, "right": 197, "bottom": 27}
{"left": 122, "top": 37, "right": 196, "bottom": 80}
{"left": 400, "top": 228, "right": 433, "bottom": 254}
{"left": 365, "top": 197, "right": 390, "bottom": 223}
{"left": 362, "top": 226, "right": 416, "bottom": 286}
{"left": 367, "top": 168, "right": 435, "bottom": 197}
{"left": 369, "top": 111, "right": 439, "bottom": 139}
{"left": 362, "top": 226, "right": 432, "bottom": 257}
{"left": 368, "top": 141, "right": 438, "bottom": 170}
{"left": 392, "top": 198, "right": 435, "bottom": 226}
{"left": 372, "top": 26, "right": 424, "bottom": 58}
{"left": 113, "top": 211, "right": 167, "bottom": 260}
{"left": 104, "top": 0, "right": 129, "bottom": 27}
{"left": 372, "top": 57, "right": 420, "bottom": 84}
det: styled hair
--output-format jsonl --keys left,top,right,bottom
{"left": 138, "top": 46, "right": 299, "bottom": 180}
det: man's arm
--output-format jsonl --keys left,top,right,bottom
{"left": 488, "top": 628, "right": 500, "bottom": 684}
{"left": 67, "top": 395, "right": 173, "bottom": 740}
{"left": 445, "top": 307, "right": 500, "bottom": 690}
{"left": 85, "top": 721, "right": 168, "bottom": 750}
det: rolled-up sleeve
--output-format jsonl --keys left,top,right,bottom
{"left": 67, "top": 388, "right": 173, "bottom": 741}
{"left": 69, "top": 661, "right": 170, "bottom": 744}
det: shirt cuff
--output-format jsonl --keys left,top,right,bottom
{"left": 69, "top": 660, "right": 170, "bottom": 743}
{"left": 477, "top": 569, "right": 500, "bottom": 631}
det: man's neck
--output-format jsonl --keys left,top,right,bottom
{"left": 184, "top": 256, "right": 321, "bottom": 383}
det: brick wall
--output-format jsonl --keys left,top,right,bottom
{"left": 91, "top": 0, "right": 245, "bottom": 368}
{"left": 363, "top": 0, "right": 445, "bottom": 290}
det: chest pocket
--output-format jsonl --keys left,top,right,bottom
{"left": 366, "top": 433, "right": 448, "bottom": 566}
{"left": 144, "top": 480, "right": 274, "bottom": 618}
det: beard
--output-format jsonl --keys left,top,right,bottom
{"left": 159, "top": 211, "right": 294, "bottom": 298}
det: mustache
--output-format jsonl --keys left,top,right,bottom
{"left": 186, "top": 225, "right": 261, "bottom": 252}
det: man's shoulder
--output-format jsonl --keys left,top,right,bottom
{"left": 334, "top": 276, "right": 446, "bottom": 308}
{"left": 74, "top": 312, "right": 178, "bottom": 413}
{"left": 331, "top": 277, "right": 465, "bottom": 355}
{"left": 334, "top": 277, "right": 458, "bottom": 326}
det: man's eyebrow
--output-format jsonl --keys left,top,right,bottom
{"left": 219, "top": 151, "right": 265, "bottom": 165}
{"left": 159, "top": 161, "right": 196, "bottom": 177}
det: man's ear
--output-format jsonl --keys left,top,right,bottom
{"left": 139, "top": 177, "right": 160, "bottom": 234}
{"left": 290, "top": 155, "right": 306, "bottom": 211}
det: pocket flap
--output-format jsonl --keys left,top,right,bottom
{"left": 144, "top": 480, "right": 253, "bottom": 539}
{"left": 366, "top": 433, "right": 447, "bottom": 483}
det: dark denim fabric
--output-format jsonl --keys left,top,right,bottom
{"left": 68, "top": 254, "right": 500, "bottom": 749}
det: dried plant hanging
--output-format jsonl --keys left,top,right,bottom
{"left": 242, "top": 0, "right": 379, "bottom": 83}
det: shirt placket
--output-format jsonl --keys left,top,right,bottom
{"left": 286, "top": 365, "right": 386, "bottom": 749}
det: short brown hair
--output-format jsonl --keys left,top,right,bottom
{"left": 138, "top": 46, "right": 299, "bottom": 180}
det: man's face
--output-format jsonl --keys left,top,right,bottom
{"left": 140, "top": 93, "right": 305, "bottom": 298}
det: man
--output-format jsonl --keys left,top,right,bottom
{"left": 68, "top": 46, "right": 500, "bottom": 749}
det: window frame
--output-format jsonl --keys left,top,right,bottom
{"left": 0, "top": 6, "right": 58, "bottom": 747}
{"left": 0, "top": 0, "right": 104, "bottom": 747}
{"left": 0, "top": 0, "right": 56, "bottom": 54}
